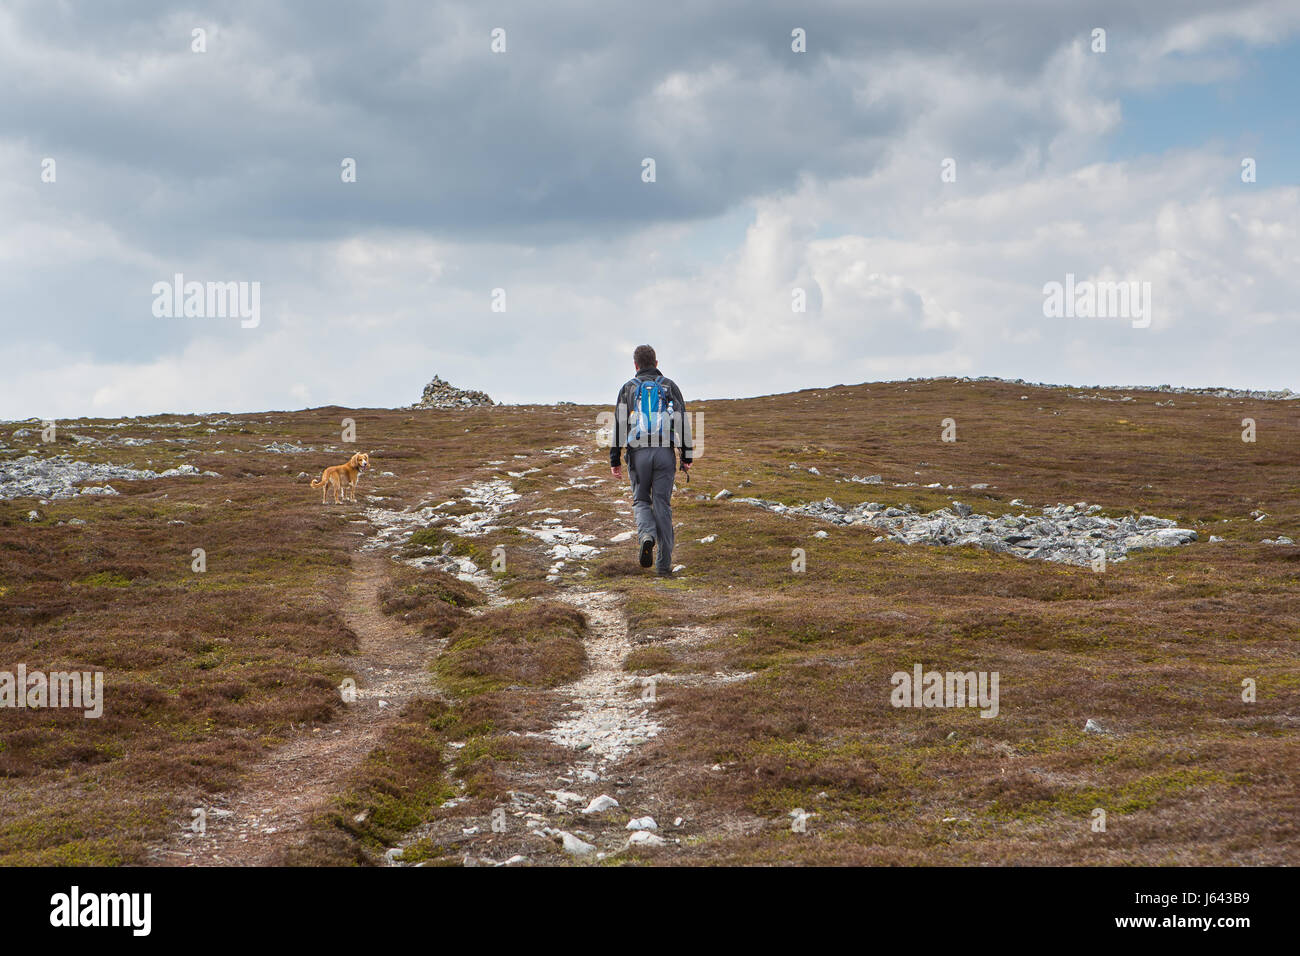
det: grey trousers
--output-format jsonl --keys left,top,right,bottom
{"left": 628, "top": 446, "right": 676, "bottom": 572}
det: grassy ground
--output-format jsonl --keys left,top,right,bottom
{"left": 1, "top": 379, "right": 1296, "bottom": 865}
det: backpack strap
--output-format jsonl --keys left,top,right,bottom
{"left": 621, "top": 378, "right": 642, "bottom": 446}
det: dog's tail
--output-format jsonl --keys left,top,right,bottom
{"left": 310, "top": 473, "right": 325, "bottom": 488}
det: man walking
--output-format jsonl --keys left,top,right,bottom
{"left": 610, "top": 345, "right": 693, "bottom": 578}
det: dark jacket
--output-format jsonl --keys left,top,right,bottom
{"left": 610, "top": 367, "right": 693, "bottom": 468}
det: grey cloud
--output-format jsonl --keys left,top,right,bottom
{"left": 1, "top": 0, "right": 1265, "bottom": 253}
{"left": 2, "top": 0, "right": 1297, "bottom": 419}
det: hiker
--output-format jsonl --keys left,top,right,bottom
{"left": 610, "top": 345, "right": 693, "bottom": 578}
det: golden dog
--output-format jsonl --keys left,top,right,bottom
{"left": 310, "top": 451, "right": 370, "bottom": 504}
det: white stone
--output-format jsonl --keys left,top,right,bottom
{"left": 628, "top": 831, "right": 666, "bottom": 847}
{"left": 558, "top": 831, "right": 596, "bottom": 857}
{"left": 582, "top": 794, "right": 619, "bottom": 814}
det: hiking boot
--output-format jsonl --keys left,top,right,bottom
{"left": 656, "top": 569, "right": 675, "bottom": 579}
{"left": 639, "top": 536, "right": 656, "bottom": 568}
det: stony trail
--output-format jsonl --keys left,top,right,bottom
{"left": 147, "top": 552, "right": 440, "bottom": 866}
{"left": 149, "top": 435, "right": 719, "bottom": 866}
{"left": 145, "top": 437, "right": 670, "bottom": 864}
{"left": 374, "top": 440, "right": 730, "bottom": 864}
{"left": 533, "top": 590, "right": 662, "bottom": 764}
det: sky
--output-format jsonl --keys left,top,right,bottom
{"left": 2, "top": 0, "right": 1298, "bottom": 419}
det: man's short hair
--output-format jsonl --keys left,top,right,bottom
{"left": 633, "top": 345, "right": 657, "bottom": 370}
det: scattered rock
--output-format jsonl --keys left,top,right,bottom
{"left": 626, "top": 816, "right": 658, "bottom": 831}
{"left": 79, "top": 485, "right": 118, "bottom": 496}
{"left": 263, "top": 441, "right": 310, "bottom": 454}
{"left": 714, "top": 489, "right": 732, "bottom": 500}
{"left": 731, "top": 495, "right": 1197, "bottom": 567}
{"left": 0, "top": 455, "right": 220, "bottom": 501}
{"left": 943, "top": 375, "right": 1300, "bottom": 402}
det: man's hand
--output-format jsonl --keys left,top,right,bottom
{"left": 611, "top": 466, "right": 622, "bottom": 479}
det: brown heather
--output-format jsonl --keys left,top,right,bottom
{"left": 0, "top": 380, "right": 1296, "bottom": 865}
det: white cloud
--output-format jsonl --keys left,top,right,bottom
{"left": 2, "top": 1, "right": 1298, "bottom": 419}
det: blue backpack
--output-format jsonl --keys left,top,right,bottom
{"left": 626, "top": 375, "right": 676, "bottom": 447}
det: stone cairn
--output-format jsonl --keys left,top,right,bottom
{"left": 412, "top": 375, "right": 495, "bottom": 409}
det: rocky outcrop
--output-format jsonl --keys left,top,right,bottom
{"left": 733, "top": 496, "right": 1197, "bottom": 566}
{"left": 0, "top": 455, "right": 219, "bottom": 500}
{"left": 412, "top": 376, "right": 494, "bottom": 409}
